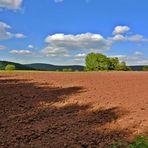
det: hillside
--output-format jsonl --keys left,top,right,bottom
{"left": 25, "top": 63, "right": 84, "bottom": 71}
{"left": 0, "top": 61, "right": 35, "bottom": 70}
{"left": 0, "top": 61, "right": 147, "bottom": 71}
{"left": 129, "top": 65, "right": 146, "bottom": 71}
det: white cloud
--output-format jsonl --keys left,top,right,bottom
{"left": 63, "top": 54, "right": 71, "bottom": 57}
{"left": 0, "top": 21, "right": 26, "bottom": 40}
{"left": 75, "top": 53, "right": 86, "bottom": 58}
{"left": 42, "top": 46, "right": 67, "bottom": 56}
{"left": 110, "top": 51, "right": 147, "bottom": 65}
{"left": 10, "top": 50, "right": 32, "bottom": 55}
{"left": 113, "top": 26, "right": 130, "bottom": 35}
{"left": 54, "top": 0, "right": 64, "bottom": 3}
{"left": 0, "top": 45, "right": 6, "bottom": 50}
{"left": 0, "top": 0, "right": 22, "bottom": 9}
{"left": 119, "top": 55, "right": 139, "bottom": 62}
{"left": 15, "top": 33, "right": 26, "bottom": 38}
{"left": 128, "top": 35, "right": 145, "bottom": 41}
{"left": 0, "top": 21, "right": 12, "bottom": 40}
{"left": 0, "top": 21, "right": 11, "bottom": 29}
{"left": 112, "top": 34, "right": 126, "bottom": 41}
{"left": 28, "top": 45, "right": 34, "bottom": 48}
{"left": 134, "top": 51, "right": 143, "bottom": 56}
{"left": 109, "top": 55, "right": 127, "bottom": 58}
{"left": 112, "top": 26, "right": 148, "bottom": 42}
{"left": 112, "top": 34, "right": 146, "bottom": 42}
{"left": 137, "top": 60, "right": 148, "bottom": 65}
{"left": 44, "top": 33, "right": 111, "bottom": 55}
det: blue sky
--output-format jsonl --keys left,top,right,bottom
{"left": 0, "top": 0, "right": 148, "bottom": 65}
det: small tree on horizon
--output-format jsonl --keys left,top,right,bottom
{"left": 5, "top": 64, "right": 16, "bottom": 71}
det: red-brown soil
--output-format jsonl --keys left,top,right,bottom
{"left": 0, "top": 72, "right": 148, "bottom": 147}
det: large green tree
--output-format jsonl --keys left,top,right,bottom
{"left": 85, "top": 53, "right": 131, "bottom": 71}
{"left": 85, "top": 53, "right": 110, "bottom": 71}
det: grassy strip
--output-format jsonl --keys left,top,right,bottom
{"left": 111, "top": 136, "right": 148, "bottom": 148}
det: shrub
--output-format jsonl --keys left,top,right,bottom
{"left": 111, "top": 136, "right": 148, "bottom": 148}
{"left": 142, "top": 66, "right": 148, "bottom": 71}
{"left": 75, "top": 70, "right": 79, "bottom": 72}
{"left": 130, "top": 136, "right": 148, "bottom": 148}
{"left": 5, "top": 64, "right": 16, "bottom": 71}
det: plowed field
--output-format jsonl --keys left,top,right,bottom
{"left": 0, "top": 72, "right": 148, "bottom": 147}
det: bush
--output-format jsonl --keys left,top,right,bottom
{"left": 111, "top": 136, "right": 148, "bottom": 148}
{"left": 130, "top": 136, "right": 148, "bottom": 148}
{"left": 5, "top": 64, "right": 16, "bottom": 71}
{"left": 75, "top": 70, "right": 79, "bottom": 72}
{"left": 143, "top": 66, "right": 148, "bottom": 71}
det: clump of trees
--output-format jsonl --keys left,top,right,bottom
{"left": 85, "top": 53, "right": 131, "bottom": 71}
{"left": 5, "top": 64, "right": 16, "bottom": 71}
{"left": 143, "top": 66, "right": 148, "bottom": 71}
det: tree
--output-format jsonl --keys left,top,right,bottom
{"left": 116, "top": 62, "right": 131, "bottom": 71}
{"left": 85, "top": 53, "right": 131, "bottom": 71}
{"left": 0, "top": 65, "right": 4, "bottom": 70}
{"left": 143, "top": 66, "right": 148, "bottom": 71}
{"left": 5, "top": 64, "right": 16, "bottom": 71}
{"left": 108, "top": 57, "right": 120, "bottom": 70}
{"left": 85, "top": 53, "right": 110, "bottom": 71}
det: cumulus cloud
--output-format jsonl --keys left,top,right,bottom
{"left": 109, "top": 55, "right": 127, "bottom": 58}
{"left": 42, "top": 46, "right": 67, "bottom": 56}
{"left": 113, "top": 26, "right": 130, "bottom": 35}
{"left": 44, "top": 33, "right": 111, "bottom": 56}
{"left": 63, "top": 54, "right": 71, "bottom": 57}
{"left": 28, "top": 45, "right": 34, "bottom": 48}
{"left": 137, "top": 60, "right": 148, "bottom": 65}
{"left": 112, "top": 35, "right": 126, "bottom": 41}
{"left": 110, "top": 51, "right": 147, "bottom": 65}
{"left": 0, "top": 45, "right": 6, "bottom": 50}
{"left": 0, "top": 21, "right": 12, "bottom": 40}
{"left": 0, "top": 0, "right": 22, "bottom": 9}
{"left": 112, "top": 34, "right": 146, "bottom": 42}
{"left": 111, "top": 25, "right": 148, "bottom": 42}
{"left": 75, "top": 53, "right": 86, "bottom": 58}
{"left": 10, "top": 50, "right": 32, "bottom": 55}
{"left": 15, "top": 33, "right": 26, "bottom": 38}
{"left": 128, "top": 35, "right": 144, "bottom": 41}
{"left": 0, "top": 21, "right": 26, "bottom": 40}
{"left": 134, "top": 51, "right": 143, "bottom": 56}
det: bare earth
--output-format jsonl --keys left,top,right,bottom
{"left": 0, "top": 72, "right": 148, "bottom": 148}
